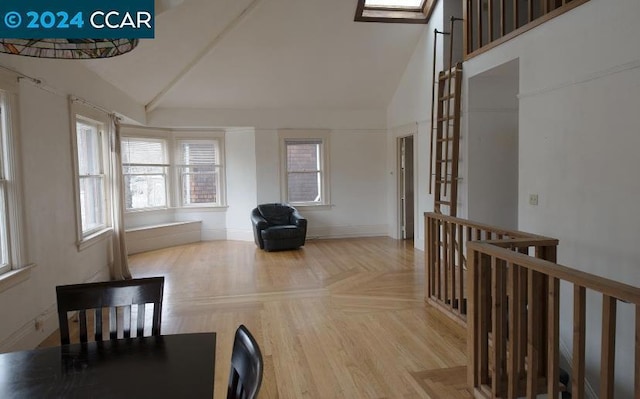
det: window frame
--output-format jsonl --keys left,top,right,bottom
{"left": 0, "top": 72, "right": 31, "bottom": 286}
{"left": 121, "top": 136, "right": 170, "bottom": 212}
{"left": 175, "top": 138, "right": 224, "bottom": 208}
{"left": 70, "top": 103, "right": 113, "bottom": 249}
{"left": 279, "top": 130, "right": 331, "bottom": 208}
{"left": 354, "top": 0, "right": 437, "bottom": 23}
{"left": 121, "top": 128, "right": 226, "bottom": 212}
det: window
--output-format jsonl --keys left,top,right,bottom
{"left": 177, "top": 140, "right": 222, "bottom": 207}
{"left": 354, "top": 0, "right": 436, "bottom": 23}
{"left": 75, "top": 117, "right": 108, "bottom": 236}
{"left": 0, "top": 107, "right": 11, "bottom": 274}
{"left": 0, "top": 82, "right": 28, "bottom": 279}
{"left": 121, "top": 138, "right": 168, "bottom": 210}
{"left": 280, "top": 131, "right": 330, "bottom": 206}
{"left": 120, "top": 129, "right": 225, "bottom": 211}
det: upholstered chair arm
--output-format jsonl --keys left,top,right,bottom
{"left": 291, "top": 210, "right": 307, "bottom": 230}
{"left": 251, "top": 208, "right": 268, "bottom": 229}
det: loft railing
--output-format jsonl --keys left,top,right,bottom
{"left": 463, "top": 0, "right": 590, "bottom": 59}
{"left": 467, "top": 240, "right": 640, "bottom": 398}
{"left": 424, "top": 212, "right": 558, "bottom": 325}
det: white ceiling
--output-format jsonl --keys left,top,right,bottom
{"left": 84, "top": 0, "right": 424, "bottom": 111}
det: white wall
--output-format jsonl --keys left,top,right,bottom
{"left": 461, "top": 0, "right": 640, "bottom": 396}
{"left": 386, "top": 1, "right": 446, "bottom": 250}
{"left": 253, "top": 128, "right": 388, "bottom": 239}
{"left": 225, "top": 129, "right": 258, "bottom": 241}
{"left": 0, "top": 57, "right": 143, "bottom": 351}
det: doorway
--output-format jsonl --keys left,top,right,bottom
{"left": 398, "top": 135, "right": 415, "bottom": 239}
{"left": 467, "top": 59, "right": 519, "bottom": 229}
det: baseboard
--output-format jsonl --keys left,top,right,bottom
{"left": 0, "top": 264, "right": 111, "bottom": 353}
{"left": 559, "top": 338, "right": 597, "bottom": 399}
{"left": 307, "top": 224, "right": 388, "bottom": 239}
{"left": 225, "top": 229, "right": 253, "bottom": 242}
{"left": 201, "top": 228, "right": 227, "bottom": 241}
{"left": 0, "top": 303, "right": 58, "bottom": 353}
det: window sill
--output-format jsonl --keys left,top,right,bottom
{"left": 77, "top": 228, "right": 113, "bottom": 251}
{"left": 0, "top": 263, "right": 36, "bottom": 294}
{"left": 291, "top": 204, "right": 333, "bottom": 211}
{"left": 125, "top": 206, "right": 228, "bottom": 215}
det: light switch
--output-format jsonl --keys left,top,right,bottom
{"left": 529, "top": 194, "right": 538, "bottom": 206}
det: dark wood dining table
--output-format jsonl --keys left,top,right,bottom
{"left": 0, "top": 332, "right": 216, "bottom": 398}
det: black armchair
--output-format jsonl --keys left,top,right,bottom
{"left": 251, "top": 203, "right": 307, "bottom": 251}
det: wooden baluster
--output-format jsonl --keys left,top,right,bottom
{"left": 444, "top": 221, "right": 450, "bottom": 306}
{"left": 514, "top": 0, "right": 520, "bottom": 29}
{"left": 435, "top": 219, "right": 442, "bottom": 300}
{"left": 518, "top": 248, "right": 529, "bottom": 377}
{"left": 476, "top": 0, "right": 483, "bottom": 48}
{"left": 492, "top": 257, "right": 507, "bottom": 397}
{"left": 547, "top": 277, "right": 560, "bottom": 398}
{"left": 500, "top": 0, "right": 506, "bottom": 37}
{"left": 450, "top": 222, "right": 457, "bottom": 312}
{"left": 527, "top": 270, "right": 542, "bottom": 398}
{"left": 635, "top": 304, "right": 639, "bottom": 399}
{"left": 601, "top": 295, "right": 617, "bottom": 399}
{"left": 467, "top": 247, "right": 479, "bottom": 389}
{"left": 478, "top": 253, "right": 491, "bottom": 386}
{"left": 487, "top": 0, "right": 494, "bottom": 42}
{"left": 458, "top": 222, "right": 465, "bottom": 314}
{"left": 572, "top": 286, "right": 586, "bottom": 399}
{"left": 507, "top": 263, "right": 520, "bottom": 399}
{"left": 426, "top": 216, "right": 432, "bottom": 299}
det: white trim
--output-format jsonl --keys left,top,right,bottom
{"left": 559, "top": 338, "right": 597, "bottom": 399}
{"left": 0, "top": 88, "right": 30, "bottom": 275}
{"left": 306, "top": 224, "right": 388, "bottom": 239}
{"left": 77, "top": 227, "right": 113, "bottom": 251}
{"left": 70, "top": 100, "right": 113, "bottom": 249}
{"left": 0, "top": 263, "right": 35, "bottom": 294}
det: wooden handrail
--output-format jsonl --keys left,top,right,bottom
{"left": 468, "top": 242, "right": 640, "bottom": 304}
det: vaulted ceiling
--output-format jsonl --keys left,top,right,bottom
{"left": 83, "top": 0, "right": 424, "bottom": 112}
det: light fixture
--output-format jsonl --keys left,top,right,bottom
{"left": 0, "top": 39, "right": 139, "bottom": 59}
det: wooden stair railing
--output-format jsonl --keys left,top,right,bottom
{"left": 467, "top": 240, "right": 640, "bottom": 399}
{"left": 424, "top": 212, "right": 558, "bottom": 325}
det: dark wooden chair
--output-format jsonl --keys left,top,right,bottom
{"left": 55, "top": 277, "right": 164, "bottom": 345}
{"left": 227, "top": 325, "right": 263, "bottom": 399}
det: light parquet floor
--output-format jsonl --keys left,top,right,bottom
{"left": 41, "top": 237, "right": 470, "bottom": 399}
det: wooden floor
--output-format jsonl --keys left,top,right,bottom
{"left": 41, "top": 237, "right": 469, "bottom": 398}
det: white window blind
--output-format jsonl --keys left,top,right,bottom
{"left": 121, "top": 138, "right": 168, "bottom": 210}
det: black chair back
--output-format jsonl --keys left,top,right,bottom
{"left": 227, "top": 325, "right": 263, "bottom": 399}
{"left": 56, "top": 277, "right": 164, "bottom": 345}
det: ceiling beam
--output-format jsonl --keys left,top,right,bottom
{"left": 146, "top": 0, "right": 264, "bottom": 113}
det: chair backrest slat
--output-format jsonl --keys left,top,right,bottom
{"left": 137, "top": 303, "right": 145, "bottom": 337}
{"left": 94, "top": 308, "right": 103, "bottom": 341}
{"left": 227, "top": 325, "right": 263, "bottom": 399}
{"left": 56, "top": 277, "right": 164, "bottom": 345}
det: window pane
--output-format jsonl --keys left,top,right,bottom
{"left": 124, "top": 174, "right": 167, "bottom": 209}
{"left": 0, "top": 183, "right": 9, "bottom": 268}
{"left": 123, "top": 165, "right": 165, "bottom": 175}
{"left": 287, "top": 172, "right": 320, "bottom": 202}
{"left": 121, "top": 138, "right": 166, "bottom": 165}
{"left": 76, "top": 122, "right": 100, "bottom": 175}
{"left": 286, "top": 142, "right": 321, "bottom": 172}
{"left": 181, "top": 170, "right": 218, "bottom": 205}
{"left": 79, "top": 176, "right": 105, "bottom": 233}
{"left": 179, "top": 142, "right": 218, "bottom": 165}
{"left": 365, "top": 0, "right": 423, "bottom": 8}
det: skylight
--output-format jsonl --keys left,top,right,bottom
{"left": 364, "top": 0, "right": 425, "bottom": 9}
{"left": 355, "top": 0, "right": 435, "bottom": 24}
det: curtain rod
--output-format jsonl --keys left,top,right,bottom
{"left": 0, "top": 64, "right": 117, "bottom": 118}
